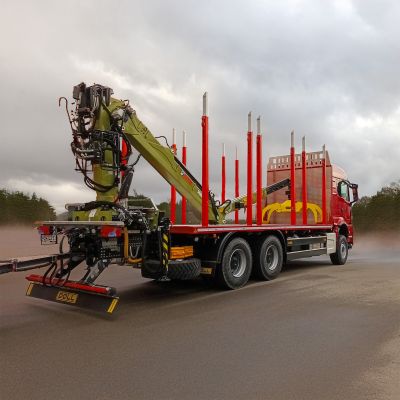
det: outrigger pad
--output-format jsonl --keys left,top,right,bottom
{"left": 26, "top": 282, "right": 119, "bottom": 314}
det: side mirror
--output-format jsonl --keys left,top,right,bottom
{"left": 350, "top": 183, "right": 359, "bottom": 204}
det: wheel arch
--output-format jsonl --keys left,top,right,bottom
{"left": 215, "top": 232, "right": 242, "bottom": 264}
{"left": 334, "top": 220, "right": 349, "bottom": 238}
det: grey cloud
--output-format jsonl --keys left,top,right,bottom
{"left": 1, "top": 0, "right": 399, "bottom": 212}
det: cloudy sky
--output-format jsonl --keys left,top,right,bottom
{"left": 1, "top": 0, "right": 399, "bottom": 212}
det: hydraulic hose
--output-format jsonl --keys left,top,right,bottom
{"left": 123, "top": 227, "right": 142, "bottom": 264}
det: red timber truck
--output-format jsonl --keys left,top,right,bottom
{"left": 0, "top": 83, "right": 359, "bottom": 314}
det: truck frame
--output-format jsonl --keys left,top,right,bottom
{"left": 0, "top": 83, "right": 359, "bottom": 314}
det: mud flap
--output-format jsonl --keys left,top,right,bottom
{"left": 26, "top": 282, "right": 119, "bottom": 314}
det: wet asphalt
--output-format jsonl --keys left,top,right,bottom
{"left": 1, "top": 238, "right": 399, "bottom": 400}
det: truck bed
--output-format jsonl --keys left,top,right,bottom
{"left": 170, "top": 223, "right": 333, "bottom": 235}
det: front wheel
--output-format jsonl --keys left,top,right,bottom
{"left": 218, "top": 237, "right": 252, "bottom": 289}
{"left": 330, "top": 235, "right": 348, "bottom": 265}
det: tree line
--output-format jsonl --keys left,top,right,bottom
{"left": 352, "top": 181, "right": 399, "bottom": 232}
{"left": 0, "top": 189, "right": 56, "bottom": 225}
{"left": 1, "top": 181, "right": 398, "bottom": 231}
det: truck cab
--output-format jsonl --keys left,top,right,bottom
{"left": 331, "top": 165, "right": 359, "bottom": 246}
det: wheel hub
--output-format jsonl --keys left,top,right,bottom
{"left": 340, "top": 242, "right": 347, "bottom": 258}
{"left": 229, "top": 249, "right": 247, "bottom": 278}
{"left": 265, "top": 245, "right": 279, "bottom": 271}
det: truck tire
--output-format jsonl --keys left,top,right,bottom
{"left": 330, "top": 235, "right": 348, "bottom": 265}
{"left": 218, "top": 237, "right": 252, "bottom": 290}
{"left": 167, "top": 258, "right": 201, "bottom": 280}
{"left": 141, "top": 259, "right": 164, "bottom": 279}
{"left": 253, "top": 235, "right": 283, "bottom": 280}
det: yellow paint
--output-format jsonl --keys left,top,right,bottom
{"left": 26, "top": 282, "right": 34, "bottom": 296}
{"left": 170, "top": 246, "right": 194, "bottom": 259}
{"left": 55, "top": 290, "right": 78, "bottom": 304}
{"left": 107, "top": 298, "right": 119, "bottom": 314}
{"left": 201, "top": 267, "right": 213, "bottom": 275}
{"left": 262, "top": 200, "right": 323, "bottom": 224}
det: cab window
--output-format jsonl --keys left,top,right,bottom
{"left": 338, "top": 181, "right": 349, "bottom": 201}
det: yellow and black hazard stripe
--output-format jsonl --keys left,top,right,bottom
{"left": 161, "top": 232, "right": 169, "bottom": 273}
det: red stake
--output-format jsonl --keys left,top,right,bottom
{"left": 247, "top": 112, "right": 253, "bottom": 226}
{"left": 290, "top": 131, "right": 296, "bottom": 225}
{"left": 256, "top": 116, "right": 262, "bottom": 225}
{"left": 181, "top": 130, "right": 187, "bottom": 224}
{"left": 170, "top": 128, "right": 177, "bottom": 224}
{"left": 322, "top": 144, "right": 327, "bottom": 224}
{"left": 302, "top": 136, "right": 308, "bottom": 225}
{"left": 201, "top": 92, "right": 209, "bottom": 227}
{"left": 221, "top": 143, "right": 226, "bottom": 203}
{"left": 235, "top": 147, "right": 239, "bottom": 224}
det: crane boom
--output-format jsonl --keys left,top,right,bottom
{"left": 118, "top": 102, "right": 218, "bottom": 223}
{"left": 70, "top": 83, "right": 219, "bottom": 223}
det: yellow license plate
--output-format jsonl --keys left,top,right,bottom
{"left": 56, "top": 290, "right": 78, "bottom": 304}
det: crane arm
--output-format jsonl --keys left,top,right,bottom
{"left": 218, "top": 178, "right": 291, "bottom": 219}
{"left": 69, "top": 83, "right": 219, "bottom": 223}
{"left": 117, "top": 102, "right": 219, "bottom": 223}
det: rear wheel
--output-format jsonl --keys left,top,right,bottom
{"left": 330, "top": 235, "right": 348, "bottom": 265}
{"left": 218, "top": 237, "right": 252, "bottom": 289}
{"left": 253, "top": 235, "right": 283, "bottom": 280}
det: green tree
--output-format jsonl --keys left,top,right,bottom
{"left": 0, "top": 189, "right": 56, "bottom": 225}
{"left": 353, "top": 181, "right": 400, "bottom": 232}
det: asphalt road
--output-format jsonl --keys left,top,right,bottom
{"left": 1, "top": 236, "right": 399, "bottom": 400}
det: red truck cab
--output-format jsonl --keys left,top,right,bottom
{"left": 331, "top": 165, "right": 359, "bottom": 246}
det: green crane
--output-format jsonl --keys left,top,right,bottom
{"left": 69, "top": 83, "right": 220, "bottom": 223}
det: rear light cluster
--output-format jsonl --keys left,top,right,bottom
{"left": 37, "top": 225, "right": 54, "bottom": 235}
{"left": 99, "top": 226, "right": 122, "bottom": 238}
{"left": 170, "top": 246, "right": 194, "bottom": 260}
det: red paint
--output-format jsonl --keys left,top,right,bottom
{"left": 322, "top": 151, "right": 327, "bottom": 224}
{"left": 37, "top": 225, "right": 52, "bottom": 235}
{"left": 221, "top": 155, "right": 226, "bottom": 203}
{"left": 266, "top": 147, "right": 357, "bottom": 245}
{"left": 290, "top": 146, "right": 296, "bottom": 225}
{"left": 329, "top": 164, "right": 355, "bottom": 245}
{"left": 26, "top": 274, "right": 112, "bottom": 295}
{"left": 170, "top": 143, "right": 177, "bottom": 224}
{"left": 302, "top": 150, "right": 308, "bottom": 224}
{"left": 256, "top": 134, "right": 262, "bottom": 225}
{"left": 99, "top": 226, "right": 122, "bottom": 238}
{"left": 201, "top": 115, "right": 209, "bottom": 227}
{"left": 181, "top": 145, "right": 187, "bottom": 224}
{"left": 235, "top": 158, "right": 239, "bottom": 224}
{"left": 120, "top": 139, "right": 129, "bottom": 179}
{"left": 247, "top": 131, "right": 253, "bottom": 226}
{"left": 170, "top": 223, "right": 332, "bottom": 235}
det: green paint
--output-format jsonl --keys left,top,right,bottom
{"left": 70, "top": 209, "right": 117, "bottom": 222}
{"left": 93, "top": 100, "right": 119, "bottom": 203}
